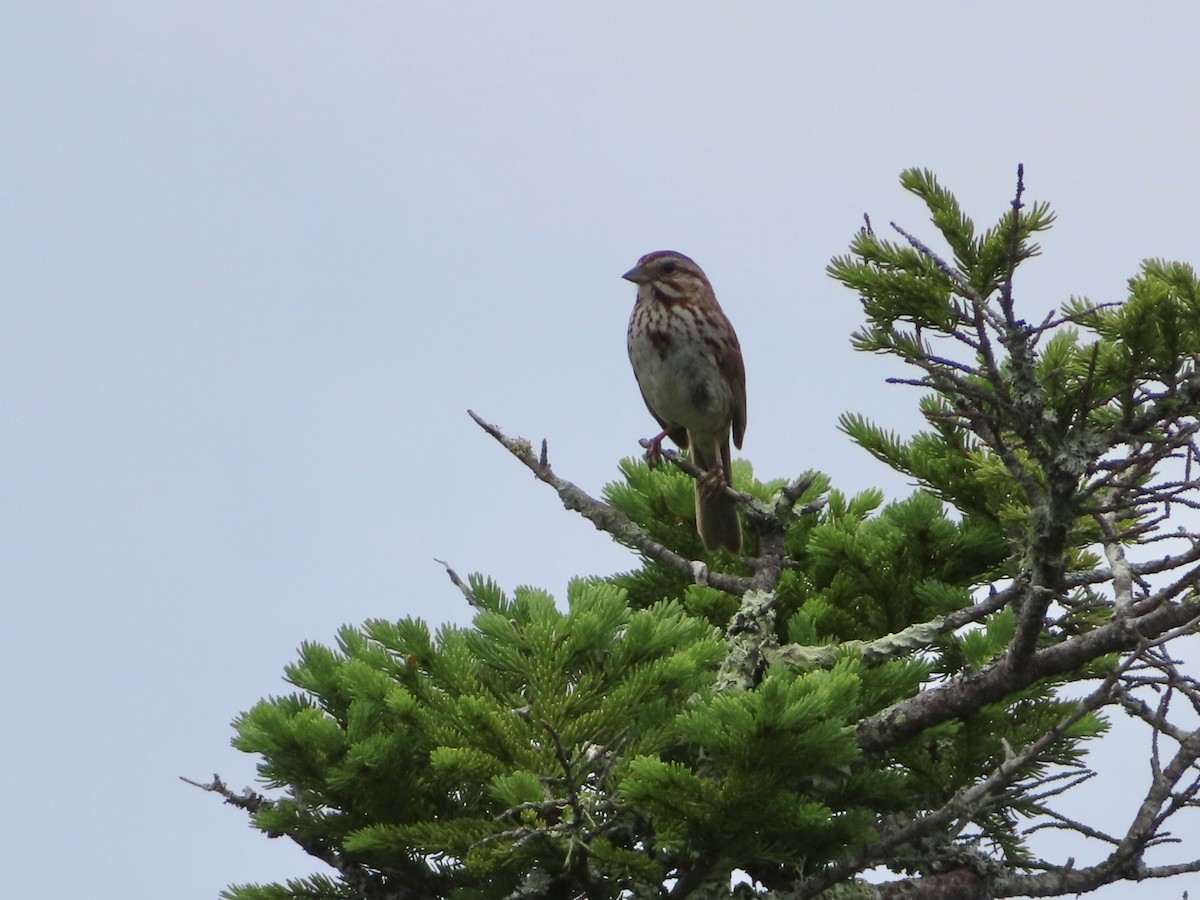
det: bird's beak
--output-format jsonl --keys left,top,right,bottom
{"left": 622, "top": 264, "right": 649, "bottom": 284}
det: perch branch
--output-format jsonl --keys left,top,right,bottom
{"left": 469, "top": 410, "right": 753, "bottom": 596}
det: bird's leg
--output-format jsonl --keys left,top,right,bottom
{"left": 639, "top": 430, "right": 670, "bottom": 468}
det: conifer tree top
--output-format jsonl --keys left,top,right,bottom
{"left": 197, "top": 168, "right": 1200, "bottom": 900}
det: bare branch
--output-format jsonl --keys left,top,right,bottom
{"left": 1094, "top": 513, "right": 1137, "bottom": 614}
{"left": 468, "top": 409, "right": 754, "bottom": 596}
{"left": 434, "top": 558, "right": 483, "bottom": 610}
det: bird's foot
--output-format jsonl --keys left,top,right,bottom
{"left": 639, "top": 431, "right": 670, "bottom": 468}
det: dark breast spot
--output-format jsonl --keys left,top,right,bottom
{"left": 690, "top": 380, "right": 712, "bottom": 411}
{"left": 648, "top": 329, "right": 672, "bottom": 358}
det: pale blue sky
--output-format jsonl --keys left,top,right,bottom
{"left": 4, "top": 4, "right": 1199, "bottom": 898}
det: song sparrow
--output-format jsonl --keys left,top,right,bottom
{"left": 624, "top": 251, "right": 747, "bottom": 553}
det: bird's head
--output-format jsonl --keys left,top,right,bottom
{"left": 622, "top": 251, "right": 710, "bottom": 300}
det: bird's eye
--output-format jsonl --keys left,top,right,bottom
{"left": 660, "top": 261, "right": 677, "bottom": 274}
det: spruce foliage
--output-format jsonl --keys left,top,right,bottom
{"left": 208, "top": 169, "right": 1200, "bottom": 900}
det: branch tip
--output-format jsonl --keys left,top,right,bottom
{"left": 435, "top": 558, "right": 483, "bottom": 609}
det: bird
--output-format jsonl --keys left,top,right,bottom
{"left": 624, "top": 250, "right": 747, "bottom": 553}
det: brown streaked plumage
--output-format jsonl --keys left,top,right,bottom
{"left": 624, "top": 251, "right": 746, "bottom": 552}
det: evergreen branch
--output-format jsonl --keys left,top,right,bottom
{"left": 949, "top": 322, "right": 983, "bottom": 352}
{"left": 904, "top": 350, "right": 985, "bottom": 378}
{"left": 856, "top": 593, "right": 1200, "bottom": 753}
{"left": 887, "top": 367, "right": 993, "bottom": 408}
{"left": 1068, "top": 342, "right": 1102, "bottom": 433}
{"left": 1045, "top": 300, "right": 1125, "bottom": 329}
{"left": 182, "top": 776, "right": 431, "bottom": 900}
{"left": 793, "top": 651, "right": 1129, "bottom": 898}
{"left": 468, "top": 410, "right": 753, "bottom": 597}
{"left": 889, "top": 221, "right": 978, "bottom": 301}
{"left": 996, "top": 163, "right": 1026, "bottom": 329}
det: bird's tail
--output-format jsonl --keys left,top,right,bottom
{"left": 691, "top": 435, "right": 741, "bottom": 553}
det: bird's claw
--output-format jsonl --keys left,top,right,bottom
{"left": 639, "top": 431, "right": 669, "bottom": 468}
